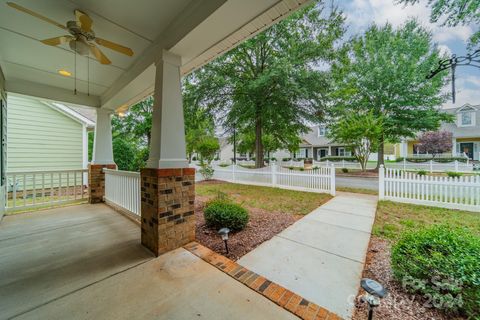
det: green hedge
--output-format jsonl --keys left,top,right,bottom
{"left": 396, "top": 157, "right": 467, "bottom": 163}
{"left": 204, "top": 198, "right": 249, "bottom": 231}
{"left": 391, "top": 225, "right": 480, "bottom": 318}
{"left": 318, "top": 156, "right": 357, "bottom": 162}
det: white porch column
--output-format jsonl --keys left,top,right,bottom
{"left": 92, "top": 108, "right": 115, "bottom": 164}
{"left": 146, "top": 50, "right": 188, "bottom": 169}
{"left": 400, "top": 140, "right": 408, "bottom": 158}
{"left": 89, "top": 108, "right": 116, "bottom": 204}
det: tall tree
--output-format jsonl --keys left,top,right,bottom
{"left": 397, "top": 0, "right": 480, "bottom": 48}
{"left": 329, "top": 20, "right": 452, "bottom": 168}
{"left": 191, "top": 1, "right": 345, "bottom": 167}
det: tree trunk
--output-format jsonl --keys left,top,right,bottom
{"left": 255, "top": 115, "right": 264, "bottom": 168}
{"left": 376, "top": 134, "right": 385, "bottom": 170}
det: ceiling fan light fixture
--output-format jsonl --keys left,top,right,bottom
{"left": 69, "top": 38, "right": 90, "bottom": 56}
{"left": 58, "top": 69, "right": 72, "bottom": 77}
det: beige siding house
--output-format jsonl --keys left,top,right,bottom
{"left": 7, "top": 94, "right": 94, "bottom": 173}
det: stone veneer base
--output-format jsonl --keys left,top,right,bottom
{"left": 140, "top": 168, "right": 195, "bottom": 256}
{"left": 88, "top": 164, "right": 117, "bottom": 204}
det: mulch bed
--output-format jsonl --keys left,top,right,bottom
{"left": 352, "top": 236, "right": 464, "bottom": 320}
{"left": 194, "top": 195, "right": 300, "bottom": 261}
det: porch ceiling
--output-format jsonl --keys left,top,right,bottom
{"left": 0, "top": 0, "right": 311, "bottom": 110}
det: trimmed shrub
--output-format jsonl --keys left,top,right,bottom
{"left": 396, "top": 157, "right": 467, "bottom": 163}
{"left": 391, "top": 225, "right": 480, "bottom": 317}
{"left": 341, "top": 168, "right": 349, "bottom": 173}
{"left": 199, "top": 163, "right": 214, "bottom": 180}
{"left": 417, "top": 169, "right": 427, "bottom": 176}
{"left": 318, "top": 156, "right": 357, "bottom": 162}
{"left": 282, "top": 157, "right": 292, "bottom": 161}
{"left": 204, "top": 197, "right": 249, "bottom": 231}
{"left": 299, "top": 167, "right": 305, "bottom": 171}
{"left": 446, "top": 171, "right": 463, "bottom": 178}
{"left": 218, "top": 163, "right": 229, "bottom": 167}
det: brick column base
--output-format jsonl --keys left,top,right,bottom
{"left": 88, "top": 164, "right": 117, "bottom": 204}
{"left": 140, "top": 168, "right": 195, "bottom": 256}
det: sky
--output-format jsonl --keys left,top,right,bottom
{"left": 336, "top": 0, "right": 480, "bottom": 109}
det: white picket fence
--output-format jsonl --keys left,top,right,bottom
{"left": 104, "top": 169, "right": 141, "bottom": 216}
{"left": 379, "top": 165, "right": 480, "bottom": 212}
{"left": 195, "top": 163, "right": 335, "bottom": 195}
{"left": 6, "top": 169, "right": 88, "bottom": 212}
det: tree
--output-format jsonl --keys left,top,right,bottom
{"left": 329, "top": 20, "right": 452, "bottom": 169}
{"left": 196, "top": 136, "right": 220, "bottom": 163}
{"left": 183, "top": 76, "right": 217, "bottom": 162}
{"left": 191, "top": 1, "right": 345, "bottom": 168}
{"left": 397, "top": 0, "right": 480, "bottom": 48}
{"left": 112, "top": 138, "right": 136, "bottom": 171}
{"left": 328, "top": 112, "right": 382, "bottom": 171}
{"left": 417, "top": 130, "right": 453, "bottom": 158}
{"left": 113, "top": 97, "right": 153, "bottom": 148}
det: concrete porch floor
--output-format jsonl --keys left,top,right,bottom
{"left": 0, "top": 204, "right": 297, "bottom": 320}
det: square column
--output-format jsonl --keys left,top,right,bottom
{"left": 141, "top": 50, "right": 195, "bottom": 256}
{"left": 89, "top": 108, "right": 116, "bottom": 203}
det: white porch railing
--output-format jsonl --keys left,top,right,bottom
{"left": 194, "top": 163, "right": 335, "bottom": 196}
{"left": 379, "top": 165, "right": 480, "bottom": 212}
{"left": 104, "top": 169, "right": 141, "bottom": 217}
{"left": 6, "top": 169, "right": 88, "bottom": 212}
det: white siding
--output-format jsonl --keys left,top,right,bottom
{"left": 7, "top": 95, "right": 83, "bottom": 172}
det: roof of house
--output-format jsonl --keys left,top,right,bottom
{"left": 299, "top": 125, "right": 344, "bottom": 147}
{"left": 47, "top": 103, "right": 96, "bottom": 128}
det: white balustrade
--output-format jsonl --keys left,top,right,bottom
{"left": 104, "top": 169, "right": 141, "bottom": 216}
{"left": 6, "top": 169, "right": 88, "bottom": 212}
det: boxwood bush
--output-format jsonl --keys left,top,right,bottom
{"left": 204, "top": 198, "right": 249, "bottom": 231}
{"left": 391, "top": 225, "right": 480, "bottom": 318}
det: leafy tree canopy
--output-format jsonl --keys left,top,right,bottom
{"left": 189, "top": 1, "right": 345, "bottom": 167}
{"left": 417, "top": 130, "right": 453, "bottom": 157}
{"left": 329, "top": 20, "right": 453, "bottom": 167}
{"left": 328, "top": 111, "right": 382, "bottom": 171}
{"left": 397, "top": 0, "right": 480, "bottom": 48}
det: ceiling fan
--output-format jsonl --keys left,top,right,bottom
{"left": 7, "top": 2, "right": 134, "bottom": 65}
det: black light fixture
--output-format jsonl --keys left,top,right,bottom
{"left": 360, "top": 278, "right": 387, "bottom": 320}
{"left": 218, "top": 227, "right": 231, "bottom": 254}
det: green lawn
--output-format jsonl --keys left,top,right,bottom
{"left": 196, "top": 182, "right": 332, "bottom": 215}
{"left": 373, "top": 200, "right": 480, "bottom": 240}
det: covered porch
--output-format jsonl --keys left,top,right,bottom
{"left": 0, "top": 0, "right": 319, "bottom": 319}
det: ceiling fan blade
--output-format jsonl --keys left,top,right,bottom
{"left": 89, "top": 44, "right": 111, "bottom": 65}
{"left": 41, "top": 36, "right": 74, "bottom": 46}
{"left": 74, "top": 9, "right": 93, "bottom": 33}
{"left": 6, "top": 2, "right": 66, "bottom": 30}
{"left": 95, "top": 37, "right": 134, "bottom": 56}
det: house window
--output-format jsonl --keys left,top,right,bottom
{"left": 318, "top": 125, "right": 327, "bottom": 137}
{"left": 338, "top": 147, "right": 345, "bottom": 156}
{"left": 458, "top": 108, "right": 476, "bottom": 127}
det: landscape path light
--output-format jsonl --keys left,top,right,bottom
{"left": 218, "top": 227, "right": 230, "bottom": 254}
{"left": 360, "top": 278, "right": 387, "bottom": 320}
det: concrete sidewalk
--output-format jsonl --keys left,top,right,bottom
{"left": 238, "top": 192, "right": 378, "bottom": 319}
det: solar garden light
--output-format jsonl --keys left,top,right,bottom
{"left": 360, "top": 278, "right": 387, "bottom": 320}
{"left": 218, "top": 228, "right": 231, "bottom": 254}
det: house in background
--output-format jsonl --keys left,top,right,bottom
{"left": 397, "top": 104, "right": 480, "bottom": 161}
{"left": 7, "top": 94, "right": 95, "bottom": 173}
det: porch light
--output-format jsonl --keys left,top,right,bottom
{"left": 58, "top": 69, "right": 72, "bottom": 77}
{"left": 218, "top": 227, "right": 230, "bottom": 254}
{"left": 360, "top": 278, "right": 387, "bottom": 320}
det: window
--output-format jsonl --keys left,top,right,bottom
{"left": 457, "top": 107, "right": 476, "bottom": 127}
{"left": 318, "top": 125, "right": 327, "bottom": 137}
{"left": 338, "top": 147, "right": 345, "bottom": 157}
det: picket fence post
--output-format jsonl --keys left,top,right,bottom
{"left": 232, "top": 164, "right": 236, "bottom": 183}
{"left": 429, "top": 160, "right": 433, "bottom": 173}
{"left": 271, "top": 162, "right": 277, "bottom": 187}
{"left": 403, "top": 158, "right": 406, "bottom": 171}
{"left": 454, "top": 160, "right": 459, "bottom": 172}
{"left": 379, "top": 165, "right": 385, "bottom": 200}
{"left": 330, "top": 164, "right": 336, "bottom": 196}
